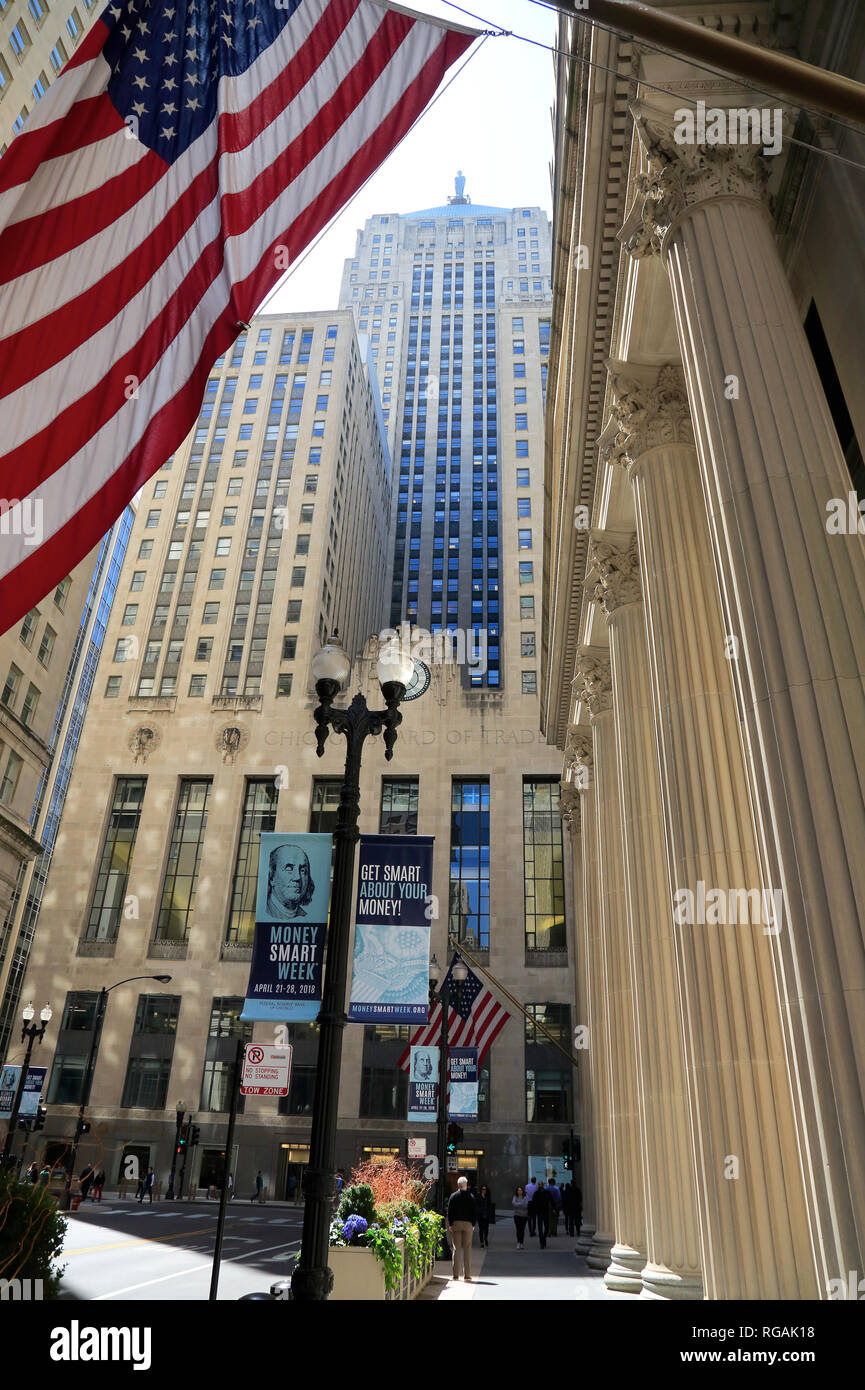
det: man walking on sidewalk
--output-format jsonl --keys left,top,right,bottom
{"left": 525, "top": 1175, "right": 538, "bottom": 1237}
{"left": 447, "top": 1176, "right": 477, "bottom": 1282}
{"left": 530, "top": 1179, "right": 551, "bottom": 1249}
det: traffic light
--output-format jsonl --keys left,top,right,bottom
{"left": 33, "top": 1105, "right": 47, "bottom": 1131}
{"left": 446, "top": 1122, "right": 464, "bottom": 1153}
{"left": 76, "top": 1117, "right": 91, "bottom": 1137}
{"left": 190, "top": 1126, "right": 201, "bottom": 1146}
{"left": 562, "top": 1150, "right": 572, "bottom": 1171}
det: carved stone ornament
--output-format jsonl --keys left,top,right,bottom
{"left": 572, "top": 650, "right": 612, "bottom": 719}
{"left": 559, "top": 780, "right": 580, "bottom": 835}
{"left": 217, "top": 724, "right": 249, "bottom": 765}
{"left": 618, "top": 103, "right": 770, "bottom": 261}
{"left": 563, "top": 723, "right": 594, "bottom": 797}
{"left": 598, "top": 360, "right": 695, "bottom": 473}
{"left": 585, "top": 532, "right": 641, "bottom": 615}
{"left": 129, "top": 725, "right": 161, "bottom": 764}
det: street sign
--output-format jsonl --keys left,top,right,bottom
{"left": 408, "top": 1137, "right": 426, "bottom": 1158}
{"left": 446, "top": 1155, "right": 457, "bottom": 1172}
{"left": 240, "top": 1044, "right": 292, "bottom": 1097}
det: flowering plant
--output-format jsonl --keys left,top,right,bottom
{"left": 340, "top": 1214, "right": 369, "bottom": 1245}
{"left": 328, "top": 1162, "right": 443, "bottom": 1294}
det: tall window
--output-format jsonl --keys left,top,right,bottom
{"left": 154, "top": 779, "right": 211, "bottom": 940}
{"left": 523, "top": 779, "right": 565, "bottom": 951}
{"left": 46, "top": 992, "right": 100, "bottom": 1103}
{"left": 200, "top": 998, "right": 253, "bottom": 1111}
{"left": 226, "top": 780, "right": 278, "bottom": 944}
{"left": 380, "top": 778, "right": 418, "bottom": 834}
{"left": 525, "top": 1003, "right": 572, "bottom": 1123}
{"left": 310, "top": 778, "right": 342, "bottom": 833}
{"left": 84, "top": 778, "right": 146, "bottom": 941}
{"left": 121, "top": 995, "right": 181, "bottom": 1109}
{"left": 360, "top": 1024, "right": 411, "bottom": 1117}
{"left": 449, "top": 779, "right": 490, "bottom": 949}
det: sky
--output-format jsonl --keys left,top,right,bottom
{"left": 264, "top": 0, "right": 559, "bottom": 315}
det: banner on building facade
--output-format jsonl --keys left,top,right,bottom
{"left": 240, "top": 832, "right": 332, "bottom": 1022}
{"left": 408, "top": 1046, "right": 439, "bottom": 1123}
{"left": 347, "top": 834, "right": 434, "bottom": 1024}
{"left": 0, "top": 1065, "right": 47, "bottom": 1120}
{"left": 448, "top": 1047, "right": 478, "bottom": 1122}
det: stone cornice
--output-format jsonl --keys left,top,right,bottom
{"left": 572, "top": 648, "right": 612, "bottom": 719}
{"left": 618, "top": 103, "right": 770, "bottom": 260}
{"left": 600, "top": 360, "right": 695, "bottom": 471}
{"left": 586, "top": 531, "right": 641, "bottom": 615}
{"left": 0, "top": 808, "right": 44, "bottom": 862}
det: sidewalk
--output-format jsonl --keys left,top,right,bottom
{"left": 417, "top": 1238, "right": 636, "bottom": 1301}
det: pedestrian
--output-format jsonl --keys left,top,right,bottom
{"left": 93, "top": 1169, "right": 105, "bottom": 1202}
{"left": 138, "top": 1167, "right": 155, "bottom": 1203}
{"left": 574, "top": 1184, "right": 583, "bottom": 1236}
{"left": 38, "top": 1164, "right": 51, "bottom": 1187}
{"left": 227, "top": 1173, "right": 234, "bottom": 1201}
{"left": 79, "top": 1163, "right": 95, "bottom": 1201}
{"left": 547, "top": 1174, "right": 562, "bottom": 1236}
{"left": 447, "top": 1175, "right": 477, "bottom": 1281}
{"left": 511, "top": 1184, "right": 529, "bottom": 1248}
{"left": 287, "top": 1172, "right": 297, "bottom": 1203}
{"left": 476, "top": 1184, "right": 493, "bottom": 1248}
{"left": 252, "top": 1169, "right": 264, "bottom": 1204}
{"left": 529, "top": 1178, "right": 551, "bottom": 1249}
{"left": 25, "top": 1161, "right": 38, "bottom": 1184}
{"left": 562, "top": 1182, "right": 574, "bottom": 1236}
{"left": 525, "top": 1174, "right": 538, "bottom": 1237}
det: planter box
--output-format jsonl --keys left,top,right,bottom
{"left": 328, "top": 1242, "right": 436, "bottom": 1301}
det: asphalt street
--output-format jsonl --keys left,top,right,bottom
{"left": 57, "top": 1200, "right": 305, "bottom": 1301}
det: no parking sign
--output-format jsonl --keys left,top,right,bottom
{"left": 240, "top": 1044, "right": 292, "bottom": 1097}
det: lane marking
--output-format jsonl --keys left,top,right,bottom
{"left": 64, "top": 1226, "right": 219, "bottom": 1255}
{"left": 93, "top": 1239, "right": 301, "bottom": 1298}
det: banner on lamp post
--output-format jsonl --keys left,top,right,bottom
{"left": 240, "top": 832, "right": 332, "bottom": 1022}
{"left": 448, "top": 1048, "right": 478, "bottom": 1122}
{"left": 407, "top": 1046, "right": 439, "bottom": 1123}
{"left": 348, "top": 834, "right": 434, "bottom": 1024}
{"left": 0, "top": 1065, "right": 46, "bottom": 1120}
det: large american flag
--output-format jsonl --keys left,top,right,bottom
{"left": 398, "top": 955, "right": 510, "bottom": 1071}
{"left": 0, "top": 0, "right": 476, "bottom": 632}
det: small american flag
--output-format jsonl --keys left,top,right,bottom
{"left": 398, "top": 954, "right": 510, "bottom": 1071}
{"left": 0, "top": 0, "right": 476, "bottom": 632}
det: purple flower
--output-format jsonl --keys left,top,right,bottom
{"left": 341, "top": 1214, "right": 369, "bottom": 1243}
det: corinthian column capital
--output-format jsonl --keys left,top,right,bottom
{"left": 599, "top": 360, "right": 694, "bottom": 472}
{"left": 559, "top": 779, "right": 581, "bottom": 835}
{"left": 573, "top": 648, "right": 612, "bottom": 719}
{"left": 586, "top": 532, "right": 641, "bottom": 616}
{"left": 618, "top": 103, "right": 770, "bottom": 260}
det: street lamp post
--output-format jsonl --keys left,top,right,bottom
{"left": 60, "top": 974, "right": 172, "bottom": 1211}
{"left": 290, "top": 633, "right": 414, "bottom": 1302}
{"left": 428, "top": 952, "right": 467, "bottom": 1250}
{"left": 1, "top": 1002, "right": 52, "bottom": 1169}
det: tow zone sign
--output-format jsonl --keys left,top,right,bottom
{"left": 241, "top": 1044, "right": 292, "bottom": 1097}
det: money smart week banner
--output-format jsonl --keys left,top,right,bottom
{"left": 448, "top": 1047, "right": 479, "bottom": 1122}
{"left": 240, "top": 832, "right": 332, "bottom": 1022}
{"left": 348, "top": 834, "right": 434, "bottom": 1023}
{"left": 408, "top": 1045, "right": 439, "bottom": 1122}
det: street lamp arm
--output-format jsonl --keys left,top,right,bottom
{"left": 313, "top": 687, "right": 404, "bottom": 762}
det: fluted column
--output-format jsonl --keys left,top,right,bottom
{"left": 599, "top": 362, "right": 820, "bottom": 1298}
{"left": 619, "top": 107, "right": 865, "bottom": 1284}
{"left": 561, "top": 756, "right": 595, "bottom": 1256}
{"left": 560, "top": 747, "right": 596, "bottom": 1253}
{"left": 586, "top": 532, "right": 703, "bottom": 1300}
{"left": 575, "top": 650, "right": 647, "bottom": 1289}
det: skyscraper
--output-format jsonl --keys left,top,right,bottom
{"left": 338, "top": 176, "right": 552, "bottom": 690}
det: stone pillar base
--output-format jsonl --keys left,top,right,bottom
{"left": 575, "top": 1222, "right": 596, "bottom": 1256}
{"left": 586, "top": 1231, "right": 614, "bottom": 1270}
{"left": 640, "top": 1263, "right": 704, "bottom": 1301}
{"left": 604, "top": 1243, "right": 646, "bottom": 1294}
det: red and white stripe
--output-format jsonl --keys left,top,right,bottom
{"left": 0, "top": 0, "right": 476, "bottom": 632}
{"left": 398, "top": 989, "right": 510, "bottom": 1072}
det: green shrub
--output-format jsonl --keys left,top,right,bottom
{"left": 0, "top": 1171, "right": 67, "bottom": 1297}
{"left": 336, "top": 1182, "right": 376, "bottom": 1227}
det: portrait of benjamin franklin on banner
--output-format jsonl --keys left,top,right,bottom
{"left": 265, "top": 842, "right": 316, "bottom": 920}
